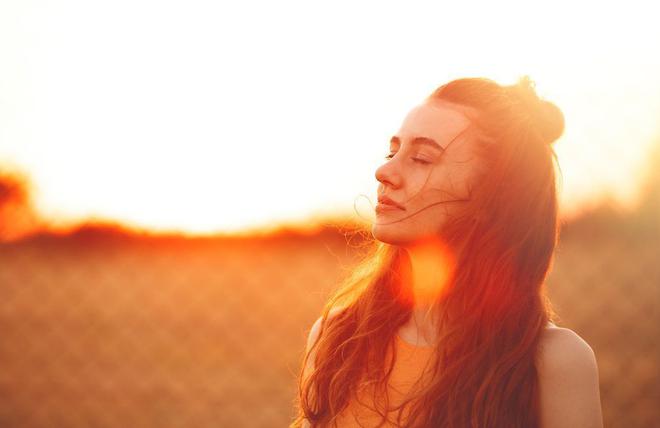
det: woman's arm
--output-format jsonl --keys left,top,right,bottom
{"left": 537, "top": 327, "right": 604, "bottom": 428}
{"left": 301, "top": 316, "right": 324, "bottom": 428}
{"left": 300, "top": 308, "right": 343, "bottom": 428}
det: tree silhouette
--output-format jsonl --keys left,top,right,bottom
{"left": 0, "top": 170, "right": 40, "bottom": 242}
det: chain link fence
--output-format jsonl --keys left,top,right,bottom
{"left": 0, "top": 195, "right": 658, "bottom": 427}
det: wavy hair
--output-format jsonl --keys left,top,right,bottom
{"left": 291, "top": 75, "right": 565, "bottom": 427}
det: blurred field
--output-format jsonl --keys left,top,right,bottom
{"left": 0, "top": 158, "right": 659, "bottom": 427}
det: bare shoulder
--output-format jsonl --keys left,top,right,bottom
{"left": 538, "top": 324, "right": 597, "bottom": 373}
{"left": 536, "top": 324, "right": 604, "bottom": 428}
{"left": 302, "top": 307, "right": 343, "bottom": 381}
{"left": 306, "top": 307, "right": 343, "bottom": 351}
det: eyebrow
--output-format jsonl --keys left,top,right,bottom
{"left": 390, "top": 135, "right": 445, "bottom": 151}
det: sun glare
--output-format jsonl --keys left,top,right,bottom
{"left": 0, "top": 1, "right": 658, "bottom": 235}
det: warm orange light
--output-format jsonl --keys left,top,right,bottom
{"left": 0, "top": 1, "right": 657, "bottom": 235}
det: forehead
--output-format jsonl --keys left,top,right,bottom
{"left": 395, "top": 100, "right": 477, "bottom": 148}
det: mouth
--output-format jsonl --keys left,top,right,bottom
{"left": 377, "top": 195, "right": 405, "bottom": 210}
{"left": 375, "top": 196, "right": 405, "bottom": 213}
{"left": 375, "top": 202, "right": 404, "bottom": 214}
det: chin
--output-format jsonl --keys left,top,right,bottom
{"left": 373, "top": 220, "right": 447, "bottom": 248}
{"left": 371, "top": 222, "right": 410, "bottom": 245}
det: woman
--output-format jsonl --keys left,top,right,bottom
{"left": 291, "top": 76, "right": 603, "bottom": 427}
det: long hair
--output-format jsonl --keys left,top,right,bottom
{"left": 291, "top": 75, "right": 566, "bottom": 427}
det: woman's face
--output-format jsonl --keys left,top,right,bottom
{"left": 372, "top": 99, "right": 485, "bottom": 247}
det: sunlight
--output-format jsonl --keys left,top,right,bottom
{"left": 0, "top": 0, "right": 658, "bottom": 234}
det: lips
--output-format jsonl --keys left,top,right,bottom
{"left": 377, "top": 195, "right": 405, "bottom": 210}
{"left": 375, "top": 203, "right": 403, "bottom": 214}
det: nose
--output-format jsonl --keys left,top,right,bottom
{"left": 375, "top": 157, "right": 402, "bottom": 189}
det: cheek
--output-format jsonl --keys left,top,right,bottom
{"left": 419, "top": 168, "right": 458, "bottom": 200}
{"left": 409, "top": 169, "right": 471, "bottom": 220}
{"left": 428, "top": 161, "right": 473, "bottom": 197}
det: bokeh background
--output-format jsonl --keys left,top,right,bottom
{"left": 1, "top": 1, "right": 659, "bottom": 427}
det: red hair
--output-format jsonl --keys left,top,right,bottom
{"left": 291, "top": 76, "right": 565, "bottom": 427}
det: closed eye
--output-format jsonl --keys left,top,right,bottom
{"left": 384, "top": 153, "right": 431, "bottom": 165}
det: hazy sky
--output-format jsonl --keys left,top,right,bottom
{"left": 1, "top": 0, "right": 659, "bottom": 234}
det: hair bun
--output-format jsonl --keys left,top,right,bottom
{"left": 534, "top": 99, "right": 565, "bottom": 144}
{"left": 510, "top": 75, "right": 565, "bottom": 145}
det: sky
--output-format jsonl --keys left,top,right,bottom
{"left": 1, "top": 0, "right": 659, "bottom": 234}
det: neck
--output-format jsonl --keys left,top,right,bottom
{"left": 398, "top": 235, "right": 457, "bottom": 345}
